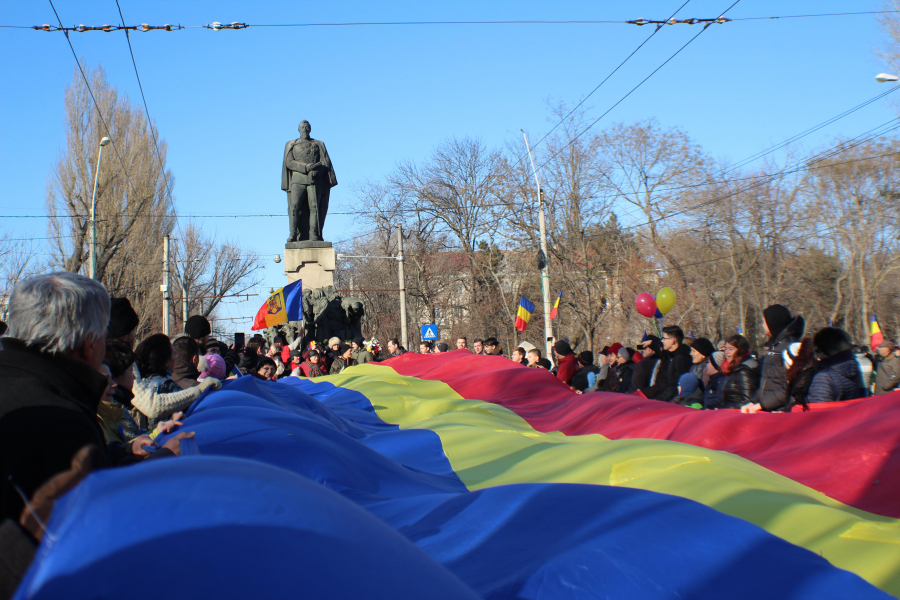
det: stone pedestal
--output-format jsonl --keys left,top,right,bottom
{"left": 284, "top": 241, "right": 335, "bottom": 289}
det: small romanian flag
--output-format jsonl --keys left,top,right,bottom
{"left": 515, "top": 296, "right": 535, "bottom": 332}
{"left": 549, "top": 290, "right": 562, "bottom": 319}
{"left": 871, "top": 316, "right": 884, "bottom": 351}
{"left": 252, "top": 279, "right": 303, "bottom": 331}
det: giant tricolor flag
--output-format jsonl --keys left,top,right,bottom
{"left": 514, "top": 296, "right": 535, "bottom": 332}
{"left": 871, "top": 315, "right": 885, "bottom": 351}
{"left": 251, "top": 279, "right": 302, "bottom": 330}
{"left": 15, "top": 354, "right": 900, "bottom": 599}
{"left": 549, "top": 289, "right": 562, "bottom": 319}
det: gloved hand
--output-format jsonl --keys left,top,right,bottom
{"left": 197, "top": 377, "right": 221, "bottom": 392}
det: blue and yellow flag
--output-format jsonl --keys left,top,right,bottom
{"left": 251, "top": 279, "right": 302, "bottom": 330}
{"left": 514, "top": 296, "right": 535, "bottom": 332}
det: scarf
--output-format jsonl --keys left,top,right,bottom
{"left": 305, "top": 361, "right": 326, "bottom": 377}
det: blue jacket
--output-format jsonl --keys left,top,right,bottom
{"left": 807, "top": 349, "right": 867, "bottom": 403}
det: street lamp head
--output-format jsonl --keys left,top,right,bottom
{"left": 100, "top": 137, "right": 111, "bottom": 146}
{"left": 876, "top": 73, "right": 899, "bottom": 83}
{"left": 273, "top": 254, "right": 282, "bottom": 263}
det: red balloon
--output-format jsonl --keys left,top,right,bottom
{"left": 634, "top": 293, "right": 658, "bottom": 318}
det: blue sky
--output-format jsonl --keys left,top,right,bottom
{"left": 2, "top": 1, "right": 897, "bottom": 334}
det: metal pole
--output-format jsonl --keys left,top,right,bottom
{"left": 182, "top": 279, "right": 188, "bottom": 333}
{"left": 162, "top": 235, "right": 170, "bottom": 336}
{"left": 397, "top": 225, "right": 408, "bottom": 351}
{"left": 89, "top": 144, "right": 104, "bottom": 279}
{"left": 521, "top": 131, "right": 553, "bottom": 360}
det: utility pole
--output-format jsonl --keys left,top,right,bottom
{"left": 182, "top": 279, "right": 189, "bottom": 333}
{"left": 89, "top": 137, "right": 110, "bottom": 279}
{"left": 398, "top": 225, "right": 408, "bottom": 351}
{"left": 161, "top": 235, "right": 170, "bottom": 336}
{"left": 521, "top": 131, "right": 553, "bottom": 360}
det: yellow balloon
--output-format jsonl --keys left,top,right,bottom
{"left": 656, "top": 287, "right": 677, "bottom": 315}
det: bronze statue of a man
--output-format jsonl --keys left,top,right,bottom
{"left": 281, "top": 121, "right": 337, "bottom": 242}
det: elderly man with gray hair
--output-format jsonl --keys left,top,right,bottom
{"left": 0, "top": 272, "right": 196, "bottom": 590}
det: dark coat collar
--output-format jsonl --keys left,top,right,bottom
{"left": 0, "top": 338, "right": 108, "bottom": 416}
{"left": 818, "top": 348, "right": 857, "bottom": 370}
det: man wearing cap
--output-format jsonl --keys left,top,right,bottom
{"left": 875, "top": 340, "right": 900, "bottom": 395}
{"left": 632, "top": 337, "right": 661, "bottom": 392}
{"left": 569, "top": 351, "right": 599, "bottom": 392}
{"left": 184, "top": 315, "right": 211, "bottom": 354}
{"left": 435, "top": 342, "right": 450, "bottom": 353}
{"left": 554, "top": 340, "right": 578, "bottom": 386}
{"left": 744, "top": 304, "right": 805, "bottom": 413}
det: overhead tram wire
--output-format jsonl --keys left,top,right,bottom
{"left": 11, "top": 10, "right": 900, "bottom": 31}
{"left": 533, "top": 0, "right": 744, "bottom": 175}
{"left": 522, "top": 0, "right": 693, "bottom": 157}
{"left": 6, "top": 138, "right": 900, "bottom": 224}
{"left": 46, "top": 0, "right": 146, "bottom": 228}
{"left": 114, "top": 0, "right": 184, "bottom": 244}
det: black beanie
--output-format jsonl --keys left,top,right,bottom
{"left": 763, "top": 304, "right": 792, "bottom": 338}
{"left": 353, "top": 337, "right": 364, "bottom": 347}
{"left": 691, "top": 337, "right": 715, "bottom": 358}
{"left": 185, "top": 315, "right": 211, "bottom": 339}
{"left": 554, "top": 340, "right": 572, "bottom": 356}
{"left": 108, "top": 297, "right": 140, "bottom": 338}
{"left": 813, "top": 327, "right": 852, "bottom": 358}
{"left": 577, "top": 351, "right": 594, "bottom": 366}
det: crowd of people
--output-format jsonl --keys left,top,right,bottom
{"left": 1, "top": 271, "right": 900, "bottom": 597}
{"left": 451, "top": 305, "right": 899, "bottom": 413}
{"left": 377, "top": 322, "right": 900, "bottom": 411}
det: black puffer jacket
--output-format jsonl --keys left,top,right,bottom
{"left": 756, "top": 316, "right": 805, "bottom": 411}
{"left": 719, "top": 358, "right": 760, "bottom": 409}
{"left": 807, "top": 349, "right": 866, "bottom": 403}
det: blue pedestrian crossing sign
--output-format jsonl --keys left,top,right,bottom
{"left": 421, "top": 324, "right": 438, "bottom": 341}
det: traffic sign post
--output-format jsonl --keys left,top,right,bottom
{"left": 421, "top": 324, "right": 438, "bottom": 341}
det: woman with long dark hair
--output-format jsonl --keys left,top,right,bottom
{"left": 718, "top": 334, "right": 760, "bottom": 409}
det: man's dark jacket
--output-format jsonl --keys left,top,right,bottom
{"left": 0, "top": 339, "right": 173, "bottom": 595}
{"left": 756, "top": 316, "right": 805, "bottom": 411}
{"left": 0, "top": 339, "right": 113, "bottom": 524}
{"left": 652, "top": 344, "right": 693, "bottom": 402}
{"left": 631, "top": 354, "right": 658, "bottom": 392}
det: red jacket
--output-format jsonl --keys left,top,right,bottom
{"left": 556, "top": 353, "right": 579, "bottom": 385}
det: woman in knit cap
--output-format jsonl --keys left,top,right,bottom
{"left": 604, "top": 346, "right": 634, "bottom": 393}
{"left": 703, "top": 351, "right": 727, "bottom": 409}
{"left": 199, "top": 353, "right": 226, "bottom": 381}
{"left": 689, "top": 338, "right": 715, "bottom": 387}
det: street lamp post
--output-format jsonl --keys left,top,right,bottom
{"left": 521, "top": 130, "right": 554, "bottom": 361}
{"left": 89, "top": 137, "right": 111, "bottom": 279}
